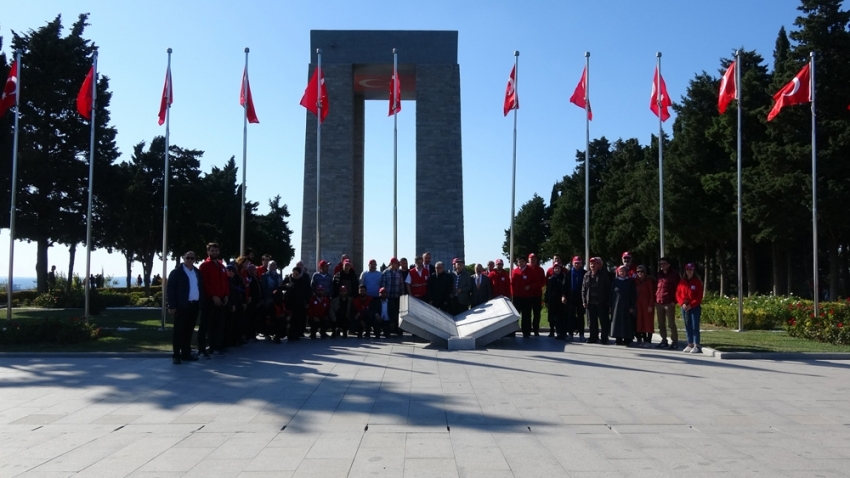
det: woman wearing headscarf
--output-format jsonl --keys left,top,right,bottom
{"left": 676, "top": 263, "right": 704, "bottom": 353}
{"left": 634, "top": 264, "right": 656, "bottom": 347}
{"left": 609, "top": 265, "right": 636, "bottom": 346}
{"left": 544, "top": 261, "right": 567, "bottom": 340}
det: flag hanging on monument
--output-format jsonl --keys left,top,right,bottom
{"left": 0, "top": 61, "right": 17, "bottom": 116}
{"left": 241, "top": 67, "right": 259, "bottom": 123}
{"left": 503, "top": 65, "right": 518, "bottom": 116}
{"left": 157, "top": 65, "right": 172, "bottom": 125}
{"left": 300, "top": 66, "right": 329, "bottom": 123}
{"left": 650, "top": 66, "right": 671, "bottom": 122}
{"left": 767, "top": 64, "right": 810, "bottom": 121}
{"left": 388, "top": 65, "right": 401, "bottom": 116}
{"left": 569, "top": 66, "right": 592, "bottom": 120}
{"left": 718, "top": 61, "right": 736, "bottom": 114}
{"left": 77, "top": 66, "right": 94, "bottom": 120}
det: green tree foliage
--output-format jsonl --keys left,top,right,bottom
{"left": 502, "top": 194, "right": 548, "bottom": 264}
{"left": 9, "top": 14, "right": 120, "bottom": 293}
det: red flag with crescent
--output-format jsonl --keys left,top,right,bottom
{"left": 767, "top": 63, "right": 810, "bottom": 121}
{"left": 158, "top": 66, "right": 172, "bottom": 126}
{"left": 718, "top": 61, "right": 736, "bottom": 114}
{"left": 388, "top": 66, "right": 401, "bottom": 116}
{"left": 241, "top": 67, "right": 259, "bottom": 123}
{"left": 300, "top": 66, "right": 329, "bottom": 123}
{"left": 569, "top": 66, "right": 592, "bottom": 120}
{"left": 503, "top": 65, "right": 518, "bottom": 116}
{"left": 650, "top": 66, "right": 671, "bottom": 122}
{"left": 0, "top": 60, "right": 17, "bottom": 116}
{"left": 77, "top": 66, "right": 94, "bottom": 120}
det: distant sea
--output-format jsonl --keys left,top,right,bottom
{"left": 0, "top": 277, "right": 122, "bottom": 291}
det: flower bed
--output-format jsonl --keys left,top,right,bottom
{"left": 785, "top": 300, "right": 850, "bottom": 345}
{"left": 701, "top": 294, "right": 796, "bottom": 330}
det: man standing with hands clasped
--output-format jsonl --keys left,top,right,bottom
{"left": 167, "top": 251, "right": 203, "bottom": 364}
{"left": 199, "top": 242, "right": 230, "bottom": 358}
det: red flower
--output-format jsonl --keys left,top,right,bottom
{"left": 829, "top": 309, "right": 835, "bottom": 315}
{"left": 788, "top": 319, "right": 796, "bottom": 326}
{"left": 839, "top": 323, "right": 844, "bottom": 328}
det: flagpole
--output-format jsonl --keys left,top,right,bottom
{"left": 810, "top": 52, "right": 819, "bottom": 317}
{"left": 584, "top": 51, "right": 590, "bottom": 264}
{"left": 6, "top": 50, "right": 22, "bottom": 321}
{"left": 316, "top": 48, "right": 322, "bottom": 269}
{"left": 656, "top": 52, "right": 665, "bottom": 259}
{"left": 240, "top": 47, "right": 249, "bottom": 257}
{"left": 161, "top": 48, "right": 172, "bottom": 330}
{"left": 393, "top": 48, "right": 398, "bottom": 258}
{"left": 735, "top": 50, "right": 744, "bottom": 332}
{"left": 509, "top": 51, "right": 519, "bottom": 271}
{"left": 84, "top": 50, "right": 98, "bottom": 322}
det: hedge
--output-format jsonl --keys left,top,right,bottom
{"left": 0, "top": 317, "right": 100, "bottom": 345}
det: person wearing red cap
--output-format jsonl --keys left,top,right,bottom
{"left": 566, "top": 256, "right": 587, "bottom": 340}
{"left": 311, "top": 260, "right": 333, "bottom": 295}
{"left": 353, "top": 284, "right": 374, "bottom": 338}
{"left": 307, "top": 285, "right": 331, "bottom": 339}
{"left": 405, "top": 255, "right": 430, "bottom": 301}
{"left": 581, "top": 256, "right": 612, "bottom": 344}
{"left": 511, "top": 256, "right": 536, "bottom": 337}
{"left": 333, "top": 254, "right": 356, "bottom": 276}
{"left": 655, "top": 257, "right": 680, "bottom": 349}
{"left": 380, "top": 258, "right": 404, "bottom": 335}
{"left": 332, "top": 259, "right": 358, "bottom": 298}
{"left": 527, "top": 253, "right": 546, "bottom": 336}
{"left": 489, "top": 259, "right": 511, "bottom": 299}
{"left": 634, "top": 264, "right": 657, "bottom": 347}
{"left": 676, "top": 263, "right": 704, "bottom": 353}
{"left": 610, "top": 265, "right": 637, "bottom": 346}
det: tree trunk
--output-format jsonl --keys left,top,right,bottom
{"left": 772, "top": 242, "right": 782, "bottom": 296}
{"left": 142, "top": 252, "right": 154, "bottom": 296}
{"left": 65, "top": 243, "right": 77, "bottom": 295}
{"left": 841, "top": 244, "right": 849, "bottom": 299}
{"left": 745, "top": 244, "right": 757, "bottom": 297}
{"left": 125, "top": 254, "right": 133, "bottom": 293}
{"left": 717, "top": 246, "right": 727, "bottom": 297}
{"left": 704, "top": 248, "right": 710, "bottom": 296}
{"left": 36, "top": 239, "right": 49, "bottom": 293}
{"left": 787, "top": 248, "right": 793, "bottom": 296}
{"left": 828, "top": 235, "right": 839, "bottom": 301}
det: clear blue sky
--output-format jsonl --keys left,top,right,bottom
{"left": 1, "top": 0, "right": 805, "bottom": 281}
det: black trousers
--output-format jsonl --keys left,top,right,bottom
{"left": 586, "top": 304, "right": 610, "bottom": 342}
{"left": 514, "top": 297, "right": 533, "bottom": 336}
{"left": 531, "top": 296, "right": 542, "bottom": 332}
{"left": 198, "top": 299, "right": 225, "bottom": 352}
{"left": 548, "top": 309, "right": 566, "bottom": 337}
{"left": 566, "top": 302, "right": 586, "bottom": 336}
{"left": 172, "top": 302, "right": 199, "bottom": 357}
{"left": 288, "top": 310, "right": 306, "bottom": 340}
{"left": 449, "top": 298, "right": 469, "bottom": 316}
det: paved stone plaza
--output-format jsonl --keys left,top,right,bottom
{"left": 1, "top": 338, "right": 849, "bottom": 478}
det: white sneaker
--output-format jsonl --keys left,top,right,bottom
{"left": 690, "top": 346, "right": 701, "bottom": 354}
{"left": 682, "top": 345, "right": 693, "bottom": 353}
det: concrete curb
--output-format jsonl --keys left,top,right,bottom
{"left": 700, "top": 346, "right": 850, "bottom": 361}
{"left": 0, "top": 352, "right": 170, "bottom": 359}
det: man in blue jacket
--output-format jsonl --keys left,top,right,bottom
{"left": 167, "top": 251, "right": 204, "bottom": 364}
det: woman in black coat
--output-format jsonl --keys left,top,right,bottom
{"left": 610, "top": 265, "right": 636, "bottom": 346}
{"left": 544, "top": 262, "right": 568, "bottom": 339}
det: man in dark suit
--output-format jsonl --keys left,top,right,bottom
{"left": 450, "top": 258, "right": 473, "bottom": 315}
{"left": 167, "top": 251, "right": 204, "bottom": 364}
{"left": 470, "top": 263, "right": 493, "bottom": 307}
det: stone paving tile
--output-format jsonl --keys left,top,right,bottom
{"left": 1, "top": 339, "right": 850, "bottom": 477}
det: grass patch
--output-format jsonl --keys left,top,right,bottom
{"left": 697, "top": 329, "right": 850, "bottom": 353}
{"left": 1, "top": 308, "right": 172, "bottom": 352}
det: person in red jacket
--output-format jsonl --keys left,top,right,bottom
{"left": 198, "top": 242, "right": 230, "bottom": 357}
{"left": 655, "top": 257, "right": 680, "bottom": 350}
{"left": 353, "top": 284, "right": 374, "bottom": 338}
{"left": 676, "top": 263, "right": 704, "bottom": 354}
{"left": 307, "top": 285, "right": 332, "bottom": 339}
{"left": 527, "top": 253, "right": 546, "bottom": 336}
{"left": 511, "top": 256, "right": 536, "bottom": 337}
{"left": 489, "top": 259, "right": 511, "bottom": 299}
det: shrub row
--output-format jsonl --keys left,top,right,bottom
{"left": 0, "top": 286, "right": 161, "bottom": 305}
{"left": 0, "top": 317, "right": 100, "bottom": 345}
{"left": 785, "top": 300, "right": 850, "bottom": 345}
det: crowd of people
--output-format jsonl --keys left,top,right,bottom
{"left": 165, "top": 244, "right": 704, "bottom": 364}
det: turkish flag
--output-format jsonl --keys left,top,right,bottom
{"left": 718, "top": 61, "right": 736, "bottom": 114}
{"left": 767, "top": 63, "right": 811, "bottom": 121}
{"left": 503, "top": 65, "right": 518, "bottom": 116}
{"left": 157, "top": 66, "right": 172, "bottom": 126}
{"left": 0, "top": 60, "right": 18, "bottom": 116}
{"left": 388, "top": 65, "right": 401, "bottom": 116}
{"left": 241, "top": 67, "right": 259, "bottom": 124}
{"left": 650, "top": 66, "right": 672, "bottom": 122}
{"left": 77, "top": 66, "right": 94, "bottom": 120}
{"left": 569, "top": 66, "right": 592, "bottom": 120}
{"left": 300, "top": 66, "right": 329, "bottom": 123}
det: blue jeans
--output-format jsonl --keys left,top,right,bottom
{"left": 682, "top": 305, "right": 701, "bottom": 345}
